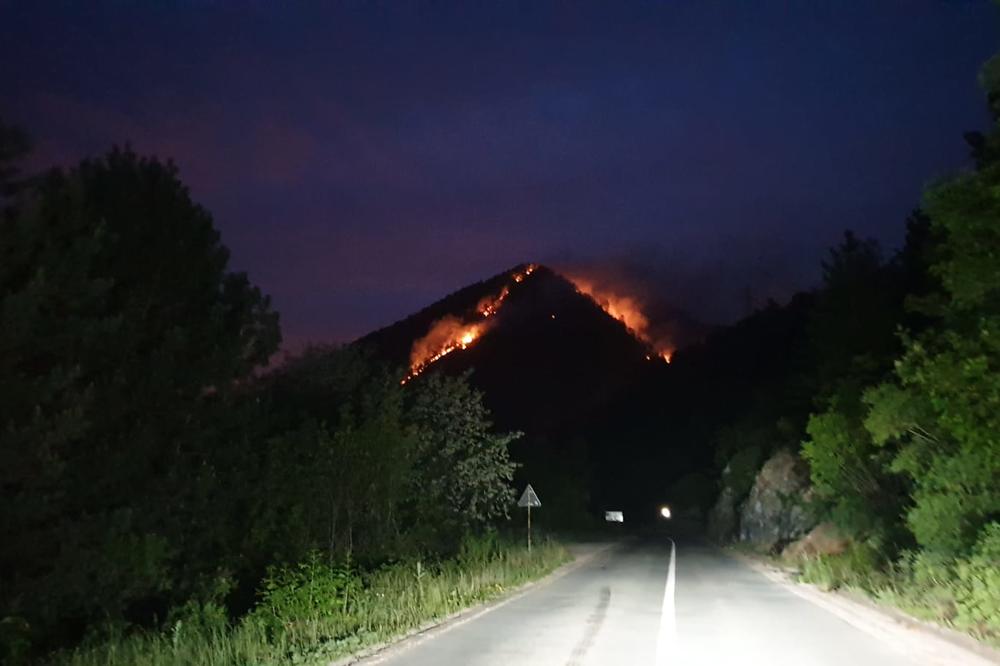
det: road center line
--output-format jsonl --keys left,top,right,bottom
{"left": 654, "top": 538, "right": 677, "bottom": 666}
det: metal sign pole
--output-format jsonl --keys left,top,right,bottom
{"left": 517, "top": 483, "right": 540, "bottom": 555}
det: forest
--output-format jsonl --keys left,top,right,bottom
{"left": 2, "top": 43, "right": 999, "bottom": 666}
{"left": 675, "top": 55, "right": 1000, "bottom": 643}
{"left": 0, "top": 140, "right": 567, "bottom": 664}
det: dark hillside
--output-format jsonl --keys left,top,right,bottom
{"left": 356, "top": 266, "right": 520, "bottom": 366}
{"left": 355, "top": 264, "right": 821, "bottom": 526}
{"left": 358, "top": 265, "right": 666, "bottom": 434}
{"left": 572, "top": 293, "right": 816, "bottom": 521}
{"left": 355, "top": 264, "right": 679, "bottom": 525}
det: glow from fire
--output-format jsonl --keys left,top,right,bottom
{"left": 566, "top": 276, "right": 674, "bottom": 363}
{"left": 402, "top": 265, "right": 537, "bottom": 383}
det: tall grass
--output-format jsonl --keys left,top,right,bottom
{"left": 52, "top": 536, "right": 570, "bottom": 666}
{"left": 797, "top": 525, "right": 1000, "bottom": 646}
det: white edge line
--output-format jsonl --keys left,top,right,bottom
{"left": 654, "top": 538, "right": 677, "bottom": 666}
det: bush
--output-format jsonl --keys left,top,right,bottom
{"left": 52, "top": 538, "right": 569, "bottom": 665}
{"left": 802, "top": 403, "right": 902, "bottom": 539}
{"left": 249, "top": 552, "right": 362, "bottom": 637}
{"left": 457, "top": 531, "right": 502, "bottom": 567}
{"left": 952, "top": 524, "right": 1000, "bottom": 636}
{"left": 165, "top": 575, "right": 234, "bottom": 644}
{"left": 799, "top": 541, "right": 887, "bottom": 591}
{"left": 0, "top": 616, "right": 32, "bottom": 665}
{"left": 879, "top": 523, "right": 1000, "bottom": 643}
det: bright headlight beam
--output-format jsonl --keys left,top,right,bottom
{"left": 660, "top": 506, "right": 671, "bottom": 519}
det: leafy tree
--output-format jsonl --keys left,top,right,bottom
{"left": 0, "top": 147, "right": 280, "bottom": 641}
{"left": 258, "top": 357, "right": 519, "bottom": 558}
{"left": 407, "top": 372, "right": 519, "bottom": 542}
{"left": 963, "top": 54, "right": 1000, "bottom": 169}
{"left": 253, "top": 345, "right": 415, "bottom": 563}
{"left": 860, "top": 56, "right": 1000, "bottom": 555}
{"left": 795, "top": 232, "right": 911, "bottom": 539}
{"left": 802, "top": 393, "right": 905, "bottom": 539}
{"left": 864, "top": 168, "right": 1000, "bottom": 554}
{"left": 807, "top": 231, "right": 905, "bottom": 397}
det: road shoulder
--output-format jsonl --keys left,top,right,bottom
{"left": 328, "top": 541, "right": 621, "bottom": 666}
{"left": 726, "top": 549, "right": 1000, "bottom": 666}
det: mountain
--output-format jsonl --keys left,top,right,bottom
{"left": 354, "top": 265, "right": 818, "bottom": 527}
{"left": 355, "top": 264, "right": 691, "bottom": 525}
{"left": 357, "top": 264, "right": 669, "bottom": 435}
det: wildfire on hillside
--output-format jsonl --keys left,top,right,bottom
{"left": 565, "top": 276, "right": 674, "bottom": 363}
{"left": 401, "top": 263, "right": 673, "bottom": 384}
{"left": 402, "top": 265, "right": 537, "bottom": 383}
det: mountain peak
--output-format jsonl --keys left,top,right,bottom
{"left": 356, "top": 263, "right": 674, "bottom": 432}
{"left": 358, "top": 263, "right": 672, "bottom": 377}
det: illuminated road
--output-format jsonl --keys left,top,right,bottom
{"left": 359, "top": 533, "right": 990, "bottom": 666}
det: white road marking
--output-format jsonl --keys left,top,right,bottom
{"left": 654, "top": 538, "right": 677, "bottom": 666}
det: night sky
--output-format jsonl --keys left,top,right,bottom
{"left": 3, "top": 1, "right": 997, "bottom": 350}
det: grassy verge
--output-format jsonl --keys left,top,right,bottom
{"left": 795, "top": 526, "right": 1000, "bottom": 647}
{"left": 51, "top": 537, "right": 571, "bottom": 666}
{"left": 726, "top": 540, "right": 782, "bottom": 560}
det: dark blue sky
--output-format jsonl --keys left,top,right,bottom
{"left": 3, "top": 1, "right": 997, "bottom": 348}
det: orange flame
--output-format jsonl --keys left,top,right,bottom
{"left": 402, "top": 265, "right": 537, "bottom": 383}
{"left": 476, "top": 286, "right": 509, "bottom": 317}
{"left": 566, "top": 276, "right": 674, "bottom": 363}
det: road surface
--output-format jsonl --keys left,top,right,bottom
{"left": 362, "top": 532, "right": 973, "bottom": 666}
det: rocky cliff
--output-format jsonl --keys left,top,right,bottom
{"left": 708, "top": 448, "right": 818, "bottom": 551}
{"left": 738, "top": 449, "right": 814, "bottom": 550}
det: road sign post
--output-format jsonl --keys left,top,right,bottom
{"left": 517, "top": 484, "right": 541, "bottom": 553}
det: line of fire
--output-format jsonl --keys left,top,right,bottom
{"left": 401, "top": 264, "right": 673, "bottom": 384}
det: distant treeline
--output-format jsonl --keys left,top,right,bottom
{"left": 0, "top": 139, "right": 521, "bottom": 661}
{"left": 667, "top": 53, "right": 1000, "bottom": 640}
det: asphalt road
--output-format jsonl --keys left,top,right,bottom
{"left": 363, "top": 532, "right": 958, "bottom": 666}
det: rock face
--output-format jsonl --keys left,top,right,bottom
{"left": 782, "top": 522, "right": 850, "bottom": 562}
{"left": 738, "top": 449, "right": 814, "bottom": 551}
{"left": 707, "top": 486, "right": 739, "bottom": 543}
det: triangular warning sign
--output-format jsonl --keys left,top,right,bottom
{"left": 517, "top": 483, "right": 541, "bottom": 507}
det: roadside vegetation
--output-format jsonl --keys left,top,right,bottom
{"left": 698, "top": 52, "right": 1000, "bottom": 645}
{"left": 53, "top": 537, "right": 568, "bottom": 666}
{"left": 5, "top": 29, "right": 1000, "bottom": 666}
{"left": 0, "top": 133, "right": 565, "bottom": 663}
{"left": 797, "top": 526, "right": 1000, "bottom": 646}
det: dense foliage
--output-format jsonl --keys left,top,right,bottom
{"left": 0, "top": 149, "right": 281, "bottom": 648}
{"left": 704, "top": 53, "right": 1000, "bottom": 642}
{"left": 0, "top": 145, "right": 525, "bottom": 663}
{"left": 408, "top": 372, "right": 519, "bottom": 539}
{"left": 4, "top": 40, "right": 1000, "bottom": 665}
{"left": 57, "top": 537, "right": 569, "bottom": 666}
{"left": 809, "top": 58, "right": 1000, "bottom": 557}
{"left": 861, "top": 129, "right": 1000, "bottom": 554}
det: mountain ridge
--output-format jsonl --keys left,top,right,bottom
{"left": 353, "top": 263, "right": 693, "bottom": 523}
